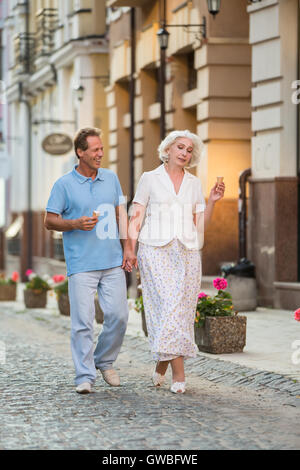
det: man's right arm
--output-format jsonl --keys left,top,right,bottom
{"left": 44, "top": 212, "right": 98, "bottom": 232}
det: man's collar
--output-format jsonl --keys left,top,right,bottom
{"left": 72, "top": 165, "right": 105, "bottom": 183}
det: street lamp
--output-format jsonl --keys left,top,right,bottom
{"left": 157, "top": 0, "right": 221, "bottom": 139}
{"left": 157, "top": 27, "right": 170, "bottom": 50}
{"left": 207, "top": 0, "right": 221, "bottom": 17}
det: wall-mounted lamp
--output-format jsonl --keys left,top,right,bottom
{"left": 207, "top": 0, "right": 221, "bottom": 17}
{"left": 157, "top": 27, "right": 170, "bottom": 50}
{"left": 74, "top": 85, "right": 85, "bottom": 102}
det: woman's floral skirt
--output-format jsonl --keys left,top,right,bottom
{"left": 137, "top": 239, "right": 202, "bottom": 361}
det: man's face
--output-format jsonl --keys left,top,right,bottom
{"left": 78, "top": 136, "right": 104, "bottom": 170}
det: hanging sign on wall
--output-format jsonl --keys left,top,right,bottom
{"left": 42, "top": 133, "right": 73, "bottom": 156}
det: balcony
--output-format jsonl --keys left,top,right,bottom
{"left": 107, "top": 0, "right": 152, "bottom": 6}
{"left": 35, "top": 8, "right": 59, "bottom": 58}
{"left": 13, "top": 33, "right": 36, "bottom": 75}
{"left": 111, "top": 40, "right": 131, "bottom": 83}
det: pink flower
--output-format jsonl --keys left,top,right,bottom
{"left": 294, "top": 309, "right": 300, "bottom": 322}
{"left": 11, "top": 271, "right": 19, "bottom": 282}
{"left": 213, "top": 277, "right": 228, "bottom": 291}
{"left": 52, "top": 274, "right": 66, "bottom": 283}
{"left": 25, "top": 269, "right": 33, "bottom": 277}
{"left": 198, "top": 292, "right": 207, "bottom": 299}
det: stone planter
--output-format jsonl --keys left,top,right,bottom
{"left": 24, "top": 289, "right": 47, "bottom": 309}
{"left": 195, "top": 315, "right": 247, "bottom": 354}
{"left": 57, "top": 292, "right": 70, "bottom": 316}
{"left": 0, "top": 283, "right": 17, "bottom": 301}
{"left": 57, "top": 293, "right": 104, "bottom": 323}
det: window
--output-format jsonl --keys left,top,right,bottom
{"left": 187, "top": 51, "right": 197, "bottom": 91}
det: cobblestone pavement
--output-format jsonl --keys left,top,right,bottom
{"left": 0, "top": 305, "right": 300, "bottom": 450}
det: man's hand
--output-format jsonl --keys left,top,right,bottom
{"left": 44, "top": 212, "right": 99, "bottom": 232}
{"left": 75, "top": 215, "right": 99, "bottom": 231}
{"left": 122, "top": 249, "right": 138, "bottom": 272}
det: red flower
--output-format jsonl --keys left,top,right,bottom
{"left": 52, "top": 274, "right": 66, "bottom": 283}
{"left": 294, "top": 309, "right": 300, "bottom": 322}
{"left": 11, "top": 271, "right": 19, "bottom": 282}
{"left": 213, "top": 277, "right": 228, "bottom": 291}
{"left": 198, "top": 292, "right": 207, "bottom": 299}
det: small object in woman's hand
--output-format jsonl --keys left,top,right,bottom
{"left": 216, "top": 177, "right": 224, "bottom": 193}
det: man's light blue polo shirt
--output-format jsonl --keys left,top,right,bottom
{"left": 46, "top": 165, "right": 125, "bottom": 276}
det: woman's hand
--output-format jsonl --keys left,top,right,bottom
{"left": 122, "top": 249, "right": 138, "bottom": 272}
{"left": 208, "top": 182, "right": 225, "bottom": 203}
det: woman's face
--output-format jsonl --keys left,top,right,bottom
{"left": 166, "top": 137, "right": 193, "bottom": 168}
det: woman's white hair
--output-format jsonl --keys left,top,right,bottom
{"left": 158, "top": 130, "right": 204, "bottom": 168}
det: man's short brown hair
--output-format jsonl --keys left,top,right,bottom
{"left": 74, "top": 127, "right": 103, "bottom": 158}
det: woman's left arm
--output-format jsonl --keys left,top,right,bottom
{"left": 193, "top": 182, "right": 225, "bottom": 229}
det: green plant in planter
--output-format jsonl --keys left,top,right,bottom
{"left": 0, "top": 271, "right": 19, "bottom": 285}
{"left": 25, "top": 271, "right": 52, "bottom": 293}
{"left": 195, "top": 277, "right": 236, "bottom": 327}
{"left": 53, "top": 279, "right": 68, "bottom": 298}
{"left": 0, "top": 272, "right": 19, "bottom": 301}
{"left": 24, "top": 270, "right": 53, "bottom": 309}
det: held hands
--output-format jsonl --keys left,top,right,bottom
{"left": 208, "top": 182, "right": 225, "bottom": 204}
{"left": 122, "top": 249, "right": 138, "bottom": 273}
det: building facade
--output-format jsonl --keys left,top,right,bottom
{"left": 106, "top": 0, "right": 251, "bottom": 275}
{"left": 247, "top": 0, "right": 299, "bottom": 308}
{"left": 1, "top": 0, "right": 299, "bottom": 309}
{"left": 2, "top": 0, "right": 109, "bottom": 279}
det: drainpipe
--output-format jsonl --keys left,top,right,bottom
{"left": 238, "top": 168, "right": 251, "bottom": 260}
{"left": 126, "top": 7, "right": 136, "bottom": 291}
{"left": 19, "top": 83, "right": 33, "bottom": 281}
{"left": 297, "top": 0, "right": 300, "bottom": 280}
{"left": 19, "top": 0, "right": 33, "bottom": 280}
{"left": 159, "top": 0, "right": 167, "bottom": 141}
{"left": 129, "top": 7, "right": 136, "bottom": 204}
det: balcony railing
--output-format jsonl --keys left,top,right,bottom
{"left": 35, "top": 8, "right": 59, "bottom": 57}
{"left": 13, "top": 33, "right": 36, "bottom": 74}
{"left": 12, "top": 8, "right": 58, "bottom": 75}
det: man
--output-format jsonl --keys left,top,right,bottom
{"left": 45, "top": 128, "right": 133, "bottom": 394}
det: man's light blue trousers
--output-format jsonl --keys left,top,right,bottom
{"left": 68, "top": 267, "right": 128, "bottom": 385}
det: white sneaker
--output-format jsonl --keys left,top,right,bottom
{"left": 76, "top": 382, "right": 92, "bottom": 394}
{"left": 100, "top": 369, "right": 120, "bottom": 387}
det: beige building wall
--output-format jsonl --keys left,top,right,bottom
{"left": 107, "top": 0, "right": 251, "bottom": 274}
{"left": 248, "top": 0, "right": 299, "bottom": 308}
{"left": 4, "top": 0, "right": 109, "bottom": 277}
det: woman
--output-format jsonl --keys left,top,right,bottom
{"left": 127, "top": 130, "right": 225, "bottom": 394}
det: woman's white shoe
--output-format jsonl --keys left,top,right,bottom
{"left": 152, "top": 371, "right": 166, "bottom": 387}
{"left": 170, "top": 382, "right": 186, "bottom": 394}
